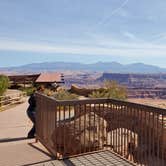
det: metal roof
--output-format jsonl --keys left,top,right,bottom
{"left": 35, "top": 73, "right": 62, "bottom": 83}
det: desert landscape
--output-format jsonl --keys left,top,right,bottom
{"left": 128, "top": 98, "right": 166, "bottom": 109}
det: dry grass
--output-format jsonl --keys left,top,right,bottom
{"left": 128, "top": 98, "right": 166, "bottom": 109}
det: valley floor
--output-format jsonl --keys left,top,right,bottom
{"left": 128, "top": 98, "right": 166, "bottom": 109}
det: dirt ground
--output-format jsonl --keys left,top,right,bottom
{"left": 128, "top": 98, "right": 166, "bottom": 109}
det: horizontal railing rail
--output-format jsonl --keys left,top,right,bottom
{"left": 36, "top": 93, "right": 166, "bottom": 166}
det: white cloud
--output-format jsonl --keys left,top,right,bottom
{"left": 151, "top": 32, "right": 166, "bottom": 42}
{"left": 123, "top": 32, "right": 136, "bottom": 40}
{"left": 0, "top": 39, "right": 166, "bottom": 58}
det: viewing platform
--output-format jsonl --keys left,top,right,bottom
{"left": 0, "top": 95, "right": 165, "bottom": 166}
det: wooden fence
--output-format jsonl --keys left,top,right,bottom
{"left": 36, "top": 93, "right": 166, "bottom": 166}
{"left": 0, "top": 92, "right": 26, "bottom": 110}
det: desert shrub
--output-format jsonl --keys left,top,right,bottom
{"left": 20, "top": 87, "right": 36, "bottom": 96}
{"left": 53, "top": 89, "right": 78, "bottom": 100}
{"left": 89, "top": 90, "right": 107, "bottom": 98}
{"left": 43, "top": 88, "right": 53, "bottom": 96}
{"left": 0, "top": 75, "right": 9, "bottom": 96}
{"left": 89, "top": 80, "right": 127, "bottom": 100}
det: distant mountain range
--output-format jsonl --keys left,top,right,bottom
{"left": 1, "top": 62, "right": 166, "bottom": 74}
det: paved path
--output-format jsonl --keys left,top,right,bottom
{"left": 0, "top": 99, "right": 54, "bottom": 166}
{"left": 0, "top": 139, "right": 54, "bottom": 166}
{"left": 0, "top": 98, "right": 30, "bottom": 140}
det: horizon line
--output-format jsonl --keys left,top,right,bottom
{"left": 1, "top": 60, "right": 166, "bottom": 69}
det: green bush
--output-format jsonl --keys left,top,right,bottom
{"left": 89, "top": 80, "right": 127, "bottom": 100}
{"left": 53, "top": 89, "right": 78, "bottom": 100}
{"left": 0, "top": 75, "right": 9, "bottom": 96}
{"left": 43, "top": 88, "right": 53, "bottom": 96}
{"left": 20, "top": 87, "right": 36, "bottom": 96}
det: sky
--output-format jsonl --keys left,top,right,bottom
{"left": 0, "top": 0, "right": 166, "bottom": 67}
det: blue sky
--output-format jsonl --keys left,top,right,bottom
{"left": 0, "top": 0, "right": 166, "bottom": 67}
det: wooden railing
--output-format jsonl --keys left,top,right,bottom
{"left": 36, "top": 93, "right": 166, "bottom": 166}
{"left": 0, "top": 92, "right": 26, "bottom": 110}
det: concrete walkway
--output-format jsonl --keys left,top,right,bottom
{"left": 0, "top": 139, "right": 54, "bottom": 166}
{"left": 0, "top": 99, "right": 54, "bottom": 166}
{"left": 0, "top": 98, "right": 30, "bottom": 140}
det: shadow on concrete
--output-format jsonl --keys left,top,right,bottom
{"left": 23, "top": 159, "right": 75, "bottom": 166}
{"left": 22, "top": 159, "right": 55, "bottom": 166}
{"left": 28, "top": 142, "right": 55, "bottom": 159}
{"left": 0, "top": 137, "right": 28, "bottom": 143}
{"left": 63, "top": 159, "right": 75, "bottom": 166}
